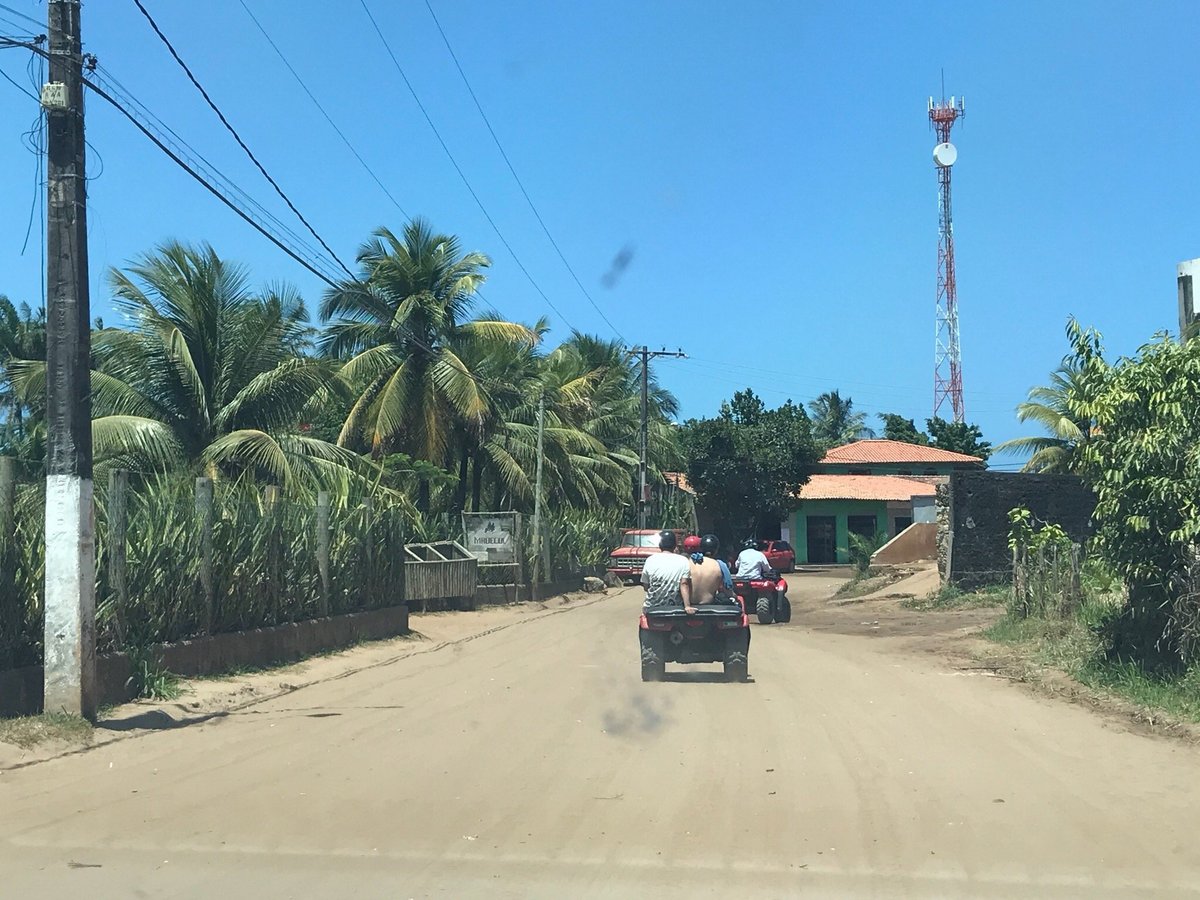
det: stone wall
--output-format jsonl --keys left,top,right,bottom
{"left": 946, "top": 471, "right": 1095, "bottom": 590}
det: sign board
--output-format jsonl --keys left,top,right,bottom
{"left": 462, "top": 512, "right": 519, "bottom": 565}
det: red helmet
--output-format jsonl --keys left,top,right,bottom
{"left": 682, "top": 534, "right": 702, "bottom": 553}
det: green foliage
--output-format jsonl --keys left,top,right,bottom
{"left": 879, "top": 414, "right": 929, "bottom": 446}
{"left": 808, "top": 390, "right": 873, "bottom": 448}
{"left": 1069, "top": 324, "right": 1200, "bottom": 666}
{"left": 848, "top": 531, "right": 886, "bottom": 574}
{"left": 925, "top": 417, "right": 991, "bottom": 460}
{"left": 681, "top": 389, "right": 819, "bottom": 546}
{"left": 0, "top": 297, "right": 45, "bottom": 462}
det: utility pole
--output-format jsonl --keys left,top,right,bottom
{"left": 531, "top": 389, "right": 546, "bottom": 602}
{"left": 42, "top": 0, "right": 96, "bottom": 719}
{"left": 635, "top": 346, "right": 685, "bottom": 530}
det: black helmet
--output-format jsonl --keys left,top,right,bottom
{"left": 700, "top": 534, "right": 720, "bottom": 556}
{"left": 658, "top": 530, "right": 677, "bottom": 551}
{"left": 743, "top": 537, "right": 758, "bottom": 550}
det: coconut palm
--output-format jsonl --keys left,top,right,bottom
{"left": 808, "top": 390, "right": 874, "bottom": 448}
{"left": 0, "top": 297, "right": 45, "bottom": 457}
{"left": 12, "top": 242, "right": 362, "bottom": 492}
{"left": 995, "top": 318, "right": 1106, "bottom": 474}
{"left": 994, "top": 362, "right": 1096, "bottom": 473}
{"left": 320, "top": 219, "right": 538, "bottom": 505}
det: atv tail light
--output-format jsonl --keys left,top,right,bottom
{"left": 717, "top": 618, "right": 746, "bottom": 629}
{"left": 776, "top": 581, "right": 788, "bottom": 592}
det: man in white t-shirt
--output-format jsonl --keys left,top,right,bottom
{"left": 734, "top": 539, "right": 771, "bottom": 579}
{"left": 641, "top": 531, "right": 694, "bottom": 614}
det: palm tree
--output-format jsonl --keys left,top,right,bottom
{"left": 320, "top": 219, "right": 538, "bottom": 506}
{"left": 0, "top": 297, "right": 46, "bottom": 457}
{"left": 808, "top": 390, "right": 874, "bottom": 448}
{"left": 12, "top": 242, "right": 360, "bottom": 492}
{"left": 994, "top": 362, "right": 1096, "bottom": 473}
{"left": 995, "top": 318, "right": 1106, "bottom": 474}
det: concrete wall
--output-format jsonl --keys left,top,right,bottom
{"left": 913, "top": 495, "right": 937, "bottom": 524}
{"left": 946, "top": 471, "right": 1095, "bottom": 590}
{"left": 475, "top": 577, "right": 582, "bottom": 606}
{"left": 872, "top": 523, "right": 937, "bottom": 565}
{"left": 2, "top": 604, "right": 410, "bottom": 718}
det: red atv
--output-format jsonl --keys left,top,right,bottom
{"left": 733, "top": 571, "right": 791, "bottom": 625}
{"left": 639, "top": 598, "right": 751, "bottom": 682}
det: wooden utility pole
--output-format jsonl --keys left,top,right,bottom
{"left": 530, "top": 390, "right": 545, "bottom": 601}
{"left": 42, "top": 0, "right": 96, "bottom": 719}
{"left": 635, "top": 347, "right": 685, "bottom": 530}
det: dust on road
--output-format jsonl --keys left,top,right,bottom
{"left": 3, "top": 576, "right": 1200, "bottom": 898}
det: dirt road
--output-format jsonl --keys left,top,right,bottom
{"left": 4, "top": 579, "right": 1200, "bottom": 898}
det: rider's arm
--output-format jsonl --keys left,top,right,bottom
{"left": 718, "top": 560, "right": 733, "bottom": 589}
{"left": 680, "top": 574, "right": 695, "bottom": 614}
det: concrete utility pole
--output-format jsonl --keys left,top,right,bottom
{"left": 635, "top": 346, "right": 685, "bottom": 530}
{"left": 42, "top": 0, "right": 96, "bottom": 719}
{"left": 1179, "top": 258, "right": 1199, "bottom": 341}
{"left": 531, "top": 390, "right": 546, "bottom": 601}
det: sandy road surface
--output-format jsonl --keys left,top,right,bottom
{"left": 4, "top": 580, "right": 1200, "bottom": 899}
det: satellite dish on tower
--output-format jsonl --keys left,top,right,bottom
{"left": 933, "top": 142, "right": 958, "bottom": 167}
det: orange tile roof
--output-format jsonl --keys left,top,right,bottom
{"left": 799, "top": 474, "right": 938, "bottom": 502}
{"left": 663, "top": 471, "right": 694, "bottom": 494}
{"left": 820, "top": 439, "right": 983, "bottom": 465}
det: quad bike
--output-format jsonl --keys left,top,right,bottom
{"left": 732, "top": 570, "right": 791, "bottom": 625}
{"left": 638, "top": 598, "right": 750, "bottom": 682}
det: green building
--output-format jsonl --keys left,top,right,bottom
{"left": 788, "top": 440, "right": 984, "bottom": 565}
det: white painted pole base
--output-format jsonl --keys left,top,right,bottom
{"left": 43, "top": 474, "right": 97, "bottom": 719}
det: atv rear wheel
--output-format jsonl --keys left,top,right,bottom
{"left": 756, "top": 596, "right": 773, "bottom": 625}
{"left": 639, "top": 631, "right": 666, "bottom": 681}
{"left": 723, "top": 630, "right": 750, "bottom": 682}
{"left": 778, "top": 597, "right": 792, "bottom": 624}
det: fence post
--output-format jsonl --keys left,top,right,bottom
{"left": 107, "top": 469, "right": 129, "bottom": 646}
{"left": 195, "top": 477, "right": 215, "bottom": 633}
{"left": 363, "top": 495, "right": 376, "bottom": 611}
{"left": 263, "top": 485, "right": 282, "bottom": 619}
{"left": 316, "top": 490, "right": 331, "bottom": 617}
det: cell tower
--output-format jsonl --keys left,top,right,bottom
{"left": 929, "top": 94, "right": 966, "bottom": 423}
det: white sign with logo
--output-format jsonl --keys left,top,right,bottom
{"left": 462, "top": 512, "right": 518, "bottom": 564}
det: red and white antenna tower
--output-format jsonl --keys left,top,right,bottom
{"left": 929, "top": 93, "right": 966, "bottom": 423}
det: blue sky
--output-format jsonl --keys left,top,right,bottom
{"left": 1, "top": 1, "right": 1197, "bottom": 462}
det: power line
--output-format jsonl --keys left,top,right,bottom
{"left": 131, "top": 0, "right": 354, "bottom": 281}
{"left": 234, "top": 0, "right": 410, "bottom": 221}
{"left": 86, "top": 61, "right": 343, "bottom": 283}
{"left": 0, "top": 2, "right": 41, "bottom": 29}
{"left": 422, "top": 0, "right": 624, "bottom": 341}
{"left": 83, "top": 74, "right": 343, "bottom": 290}
{"left": 356, "top": 0, "right": 580, "bottom": 334}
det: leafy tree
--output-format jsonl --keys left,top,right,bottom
{"left": 994, "top": 320, "right": 1103, "bottom": 473}
{"left": 682, "top": 389, "right": 818, "bottom": 545}
{"left": 1070, "top": 324, "right": 1200, "bottom": 667}
{"left": 11, "top": 242, "right": 363, "bottom": 493}
{"left": 926, "top": 417, "right": 991, "bottom": 460}
{"left": 879, "top": 413, "right": 929, "bottom": 446}
{"left": 808, "top": 390, "right": 873, "bottom": 448}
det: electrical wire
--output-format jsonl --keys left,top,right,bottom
{"left": 234, "top": 0, "right": 410, "bottom": 221}
{"left": 83, "top": 74, "right": 344, "bottom": 290}
{"left": 0, "top": 2, "right": 40, "bottom": 29}
{"left": 423, "top": 0, "right": 624, "bottom": 341}
{"left": 356, "top": 0, "right": 580, "bottom": 334}
{"left": 131, "top": 0, "right": 354, "bottom": 281}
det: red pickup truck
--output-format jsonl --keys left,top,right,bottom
{"left": 606, "top": 529, "right": 687, "bottom": 583}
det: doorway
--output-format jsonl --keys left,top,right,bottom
{"left": 806, "top": 516, "right": 836, "bottom": 564}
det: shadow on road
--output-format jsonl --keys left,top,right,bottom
{"left": 100, "top": 709, "right": 228, "bottom": 732}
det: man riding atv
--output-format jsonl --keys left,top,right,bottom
{"left": 639, "top": 531, "right": 751, "bottom": 682}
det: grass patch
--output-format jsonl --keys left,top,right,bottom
{"left": 905, "top": 582, "right": 1009, "bottom": 611}
{"left": 0, "top": 712, "right": 94, "bottom": 749}
{"left": 834, "top": 567, "right": 905, "bottom": 600}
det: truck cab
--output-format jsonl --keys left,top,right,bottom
{"left": 606, "top": 529, "right": 686, "bottom": 583}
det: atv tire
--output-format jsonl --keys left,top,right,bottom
{"left": 756, "top": 596, "right": 773, "bottom": 625}
{"left": 778, "top": 597, "right": 792, "bottom": 624}
{"left": 640, "top": 631, "right": 666, "bottom": 682}
{"left": 723, "top": 631, "right": 750, "bottom": 682}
